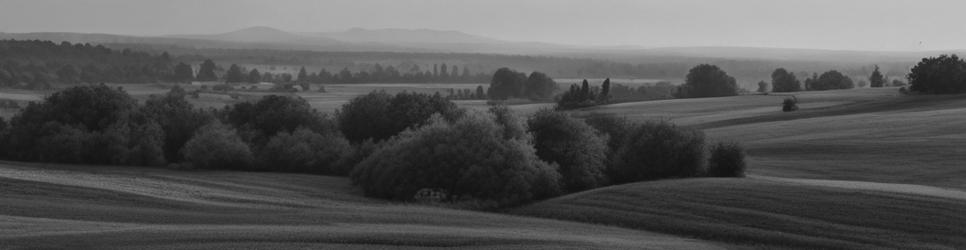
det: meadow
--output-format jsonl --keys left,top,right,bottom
{"left": 2, "top": 84, "right": 965, "bottom": 249}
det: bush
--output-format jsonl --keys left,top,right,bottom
{"left": 907, "top": 54, "right": 966, "bottom": 94}
{"left": 256, "top": 128, "right": 351, "bottom": 175}
{"left": 808, "top": 70, "right": 854, "bottom": 90}
{"left": 782, "top": 98, "right": 799, "bottom": 112}
{"left": 225, "top": 95, "right": 332, "bottom": 141}
{"left": 677, "top": 64, "right": 739, "bottom": 98}
{"left": 527, "top": 109, "right": 608, "bottom": 192}
{"left": 337, "top": 91, "right": 462, "bottom": 143}
{"left": 181, "top": 122, "right": 253, "bottom": 170}
{"left": 707, "top": 142, "right": 746, "bottom": 177}
{"left": 351, "top": 112, "right": 561, "bottom": 209}
{"left": 609, "top": 120, "right": 706, "bottom": 184}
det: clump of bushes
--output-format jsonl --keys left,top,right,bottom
{"left": 181, "top": 122, "right": 253, "bottom": 169}
{"left": 337, "top": 91, "right": 462, "bottom": 143}
{"left": 256, "top": 128, "right": 351, "bottom": 175}
{"left": 707, "top": 142, "right": 746, "bottom": 177}
{"left": 908, "top": 54, "right": 966, "bottom": 94}
{"left": 607, "top": 120, "right": 707, "bottom": 183}
{"left": 351, "top": 112, "right": 561, "bottom": 209}
{"left": 782, "top": 97, "right": 799, "bottom": 112}
{"left": 528, "top": 109, "right": 608, "bottom": 192}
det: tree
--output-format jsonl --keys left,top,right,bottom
{"left": 707, "top": 142, "right": 746, "bottom": 177}
{"left": 475, "top": 85, "right": 486, "bottom": 99}
{"left": 181, "top": 122, "right": 253, "bottom": 169}
{"left": 771, "top": 68, "right": 801, "bottom": 92}
{"left": 527, "top": 109, "right": 608, "bottom": 192}
{"left": 524, "top": 71, "right": 557, "bottom": 99}
{"left": 225, "top": 95, "right": 331, "bottom": 144}
{"left": 907, "top": 54, "right": 966, "bottom": 94}
{"left": 757, "top": 80, "right": 769, "bottom": 93}
{"left": 869, "top": 65, "right": 886, "bottom": 88}
{"left": 609, "top": 120, "right": 706, "bottom": 183}
{"left": 810, "top": 70, "right": 854, "bottom": 90}
{"left": 351, "top": 112, "right": 561, "bottom": 208}
{"left": 679, "top": 64, "right": 738, "bottom": 98}
{"left": 297, "top": 66, "right": 308, "bottom": 82}
{"left": 600, "top": 78, "right": 611, "bottom": 101}
{"left": 247, "top": 68, "right": 261, "bottom": 83}
{"left": 257, "top": 128, "right": 351, "bottom": 175}
{"left": 224, "top": 64, "right": 245, "bottom": 83}
{"left": 196, "top": 59, "right": 218, "bottom": 81}
{"left": 488, "top": 68, "right": 527, "bottom": 99}
{"left": 140, "top": 87, "right": 213, "bottom": 162}
{"left": 173, "top": 63, "right": 194, "bottom": 83}
{"left": 337, "top": 91, "right": 394, "bottom": 142}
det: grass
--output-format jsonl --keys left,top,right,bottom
{"left": 0, "top": 161, "right": 716, "bottom": 250}
{"left": 512, "top": 177, "right": 966, "bottom": 249}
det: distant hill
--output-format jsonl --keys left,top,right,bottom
{"left": 313, "top": 27, "right": 505, "bottom": 45}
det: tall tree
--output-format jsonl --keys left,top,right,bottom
{"left": 173, "top": 63, "right": 194, "bottom": 83}
{"left": 679, "top": 64, "right": 738, "bottom": 98}
{"left": 600, "top": 78, "right": 611, "bottom": 101}
{"left": 297, "top": 66, "right": 308, "bottom": 82}
{"left": 196, "top": 59, "right": 218, "bottom": 81}
{"left": 224, "top": 64, "right": 245, "bottom": 83}
{"left": 771, "top": 68, "right": 801, "bottom": 92}
{"left": 247, "top": 69, "right": 261, "bottom": 83}
{"left": 869, "top": 65, "right": 885, "bottom": 88}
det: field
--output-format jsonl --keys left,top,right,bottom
{"left": 2, "top": 84, "right": 966, "bottom": 249}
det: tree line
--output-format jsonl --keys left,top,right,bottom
{"left": 0, "top": 40, "right": 175, "bottom": 89}
{"left": 179, "top": 60, "right": 492, "bottom": 85}
{"left": 0, "top": 84, "right": 746, "bottom": 209}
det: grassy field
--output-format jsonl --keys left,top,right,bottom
{"left": 0, "top": 161, "right": 717, "bottom": 250}
{"left": 512, "top": 177, "right": 966, "bottom": 249}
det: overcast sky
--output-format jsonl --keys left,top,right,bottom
{"left": 1, "top": 0, "right": 964, "bottom": 51}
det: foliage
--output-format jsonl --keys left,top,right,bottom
{"left": 224, "top": 64, "right": 246, "bottom": 83}
{"left": 224, "top": 95, "right": 333, "bottom": 145}
{"left": 808, "top": 70, "right": 854, "bottom": 90}
{"left": 172, "top": 63, "right": 194, "bottom": 83}
{"left": 351, "top": 112, "right": 561, "bottom": 209}
{"left": 771, "top": 68, "right": 801, "bottom": 92}
{"left": 907, "top": 54, "right": 966, "bottom": 94}
{"left": 488, "top": 67, "right": 528, "bottom": 100}
{"left": 757, "top": 81, "right": 769, "bottom": 93}
{"left": 256, "top": 128, "right": 351, "bottom": 175}
{"left": 707, "top": 142, "right": 746, "bottom": 177}
{"left": 0, "top": 40, "right": 175, "bottom": 88}
{"left": 524, "top": 71, "right": 558, "bottom": 100}
{"left": 677, "top": 64, "right": 738, "bottom": 98}
{"left": 527, "top": 109, "right": 608, "bottom": 192}
{"left": 337, "top": 91, "right": 462, "bottom": 143}
{"left": 196, "top": 59, "right": 219, "bottom": 81}
{"left": 140, "top": 86, "right": 213, "bottom": 162}
{"left": 869, "top": 65, "right": 886, "bottom": 88}
{"left": 181, "top": 122, "right": 253, "bottom": 170}
{"left": 782, "top": 97, "right": 799, "bottom": 112}
{"left": 608, "top": 120, "right": 707, "bottom": 183}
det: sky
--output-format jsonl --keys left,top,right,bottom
{"left": 1, "top": 0, "right": 965, "bottom": 51}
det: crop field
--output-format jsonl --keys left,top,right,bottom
{"left": 0, "top": 161, "right": 715, "bottom": 250}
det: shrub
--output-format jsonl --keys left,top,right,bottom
{"left": 225, "top": 95, "right": 331, "bottom": 142}
{"left": 528, "top": 109, "right": 608, "bottom": 192}
{"left": 907, "top": 54, "right": 966, "bottom": 94}
{"left": 181, "top": 122, "right": 253, "bottom": 170}
{"left": 609, "top": 120, "right": 706, "bottom": 184}
{"left": 707, "top": 142, "right": 746, "bottom": 177}
{"left": 782, "top": 98, "right": 799, "bottom": 112}
{"left": 256, "top": 128, "right": 351, "bottom": 175}
{"left": 337, "top": 91, "right": 462, "bottom": 143}
{"left": 351, "top": 112, "right": 561, "bottom": 209}
{"left": 141, "top": 88, "right": 213, "bottom": 162}
{"left": 771, "top": 68, "right": 801, "bottom": 92}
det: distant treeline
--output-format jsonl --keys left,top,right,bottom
{"left": 0, "top": 40, "right": 175, "bottom": 89}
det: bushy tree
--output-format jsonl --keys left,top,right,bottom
{"left": 351, "top": 112, "right": 561, "bottom": 209}
{"left": 181, "top": 122, "right": 253, "bottom": 169}
{"left": 224, "top": 64, "right": 245, "bottom": 83}
{"left": 810, "top": 70, "right": 854, "bottom": 90}
{"left": 337, "top": 91, "right": 462, "bottom": 143}
{"left": 225, "top": 95, "right": 332, "bottom": 145}
{"left": 608, "top": 120, "right": 706, "bottom": 183}
{"left": 869, "top": 65, "right": 885, "bottom": 88}
{"left": 172, "top": 63, "right": 194, "bottom": 83}
{"left": 757, "top": 80, "right": 769, "bottom": 93}
{"left": 707, "top": 142, "right": 746, "bottom": 177}
{"left": 527, "top": 109, "right": 608, "bottom": 192}
{"left": 196, "top": 59, "right": 218, "bottom": 81}
{"left": 257, "top": 128, "right": 351, "bottom": 175}
{"left": 140, "top": 87, "right": 213, "bottom": 162}
{"left": 771, "top": 68, "right": 801, "bottom": 92}
{"left": 488, "top": 67, "right": 527, "bottom": 99}
{"left": 678, "top": 64, "right": 738, "bottom": 98}
{"left": 524, "top": 71, "right": 557, "bottom": 100}
{"left": 247, "top": 69, "right": 261, "bottom": 83}
{"left": 907, "top": 54, "right": 966, "bottom": 94}
{"left": 782, "top": 97, "right": 799, "bottom": 112}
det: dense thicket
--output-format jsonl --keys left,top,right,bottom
{"left": 602, "top": 120, "right": 707, "bottom": 183}
{"left": 0, "top": 40, "right": 175, "bottom": 88}
{"left": 256, "top": 128, "right": 351, "bottom": 174}
{"left": 707, "top": 142, "right": 746, "bottom": 177}
{"left": 527, "top": 109, "right": 608, "bottom": 192}
{"left": 677, "top": 64, "right": 738, "bottom": 98}
{"left": 806, "top": 70, "right": 854, "bottom": 90}
{"left": 487, "top": 68, "right": 557, "bottom": 100}
{"left": 907, "top": 54, "right": 966, "bottom": 94}
{"left": 351, "top": 112, "right": 561, "bottom": 208}
{"left": 222, "top": 95, "right": 334, "bottom": 146}
{"left": 771, "top": 68, "right": 801, "bottom": 92}
{"left": 181, "top": 122, "right": 253, "bottom": 169}
{"left": 336, "top": 91, "right": 462, "bottom": 142}
{"left": 140, "top": 86, "right": 213, "bottom": 162}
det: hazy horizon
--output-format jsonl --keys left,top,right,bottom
{"left": 1, "top": 0, "right": 965, "bottom": 52}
